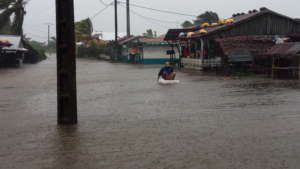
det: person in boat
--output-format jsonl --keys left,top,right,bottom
{"left": 158, "top": 62, "right": 176, "bottom": 80}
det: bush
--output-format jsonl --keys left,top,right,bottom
{"left": 23, "top": 40, "right": 47, "bottom": 63}
{"left": 77, "top": 39, "right": 106, "bottom": 58}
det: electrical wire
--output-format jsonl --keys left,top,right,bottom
{"left": 118, "top": 1, "right": 197, "bottom": 17}
{"left": 98, "top": 0, "right": 110, "bottom": 6}
{"left": 128, "top": 8, "right": 180, "bottom": 24}
{"left": 119, "top": 4, "right": 172, "bottom": 29}
{"left": 90, "top": 4, "right": 112, "bottom": 20}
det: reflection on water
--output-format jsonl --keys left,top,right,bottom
{"left": 1, "top": 58, "right": 300, "bottom": 169}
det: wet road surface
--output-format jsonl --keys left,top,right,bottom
{"left": 1, "top": 55, "right": 300, "bottom": 169}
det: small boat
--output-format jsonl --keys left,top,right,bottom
{"left": 158, "top": 77, "right": 180, "bottom": 85}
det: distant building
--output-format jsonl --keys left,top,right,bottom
{"left": 118, "top": 35, "right": 176, "bottom": 64}
{"left": 165, "top": 7, "right": 300, "bottom": 71}
{"left": 266, "top": 42, "right": 300, "bottom": 79}
{"left": 0, "top": 35, "right": 27, "bottom": 67}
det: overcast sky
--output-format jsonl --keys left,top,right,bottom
{"left": 23, "top": 0, "right": 300, "bottom": 42}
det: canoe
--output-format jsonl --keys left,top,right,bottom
{"left": 158, "top": 77, "right": 180, "bottom": 85}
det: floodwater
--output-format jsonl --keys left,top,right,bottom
{"left": 1, "top": 55, "right": 300, "bottom": 169}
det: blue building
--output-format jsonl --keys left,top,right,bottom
{"left": 118, "top": 35, "right": 176, "bottom": 64}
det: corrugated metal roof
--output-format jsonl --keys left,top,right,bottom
{"left": 119, "top": 35, "right": 169, "bottom": 45}
{"left": 192, "top": 8, "right": 300, "bottom": 38}
{"left": 118, "top": 36, "right": 140, "bottom": 45}
{"left": 0, "top": 35, "right": 23, "bottom": 50}
{"left": 267, "top": 42, "right": 300, "bottom": 56}
{"left": 165, "top": 7, "right": 300, "bottom": 41}
{"left": 164, "top": 27, "right": 200, "bottom": 41}
{"left": 139, "top": 35, "right": 166, "bottom": 43}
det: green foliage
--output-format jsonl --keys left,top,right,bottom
{"left": 77, "top": 39, "right": 106, "bottom": 58}
{"left": 181, "top": 21, "right": 193, "bottom": 28}
{"left": 181, "top": 11, "right": 220, "bottom": 28}
{"left": 23, "top": 39, "right": 47, "bottom": 63}
{"left": 0, "top": 0, "right": 26, "bottom": 35}
{"left": 142, "top": 29, "right": 157, "bottom": 38}
{"left": 75, "top": 18, "right": 93, "bottom": 42}
{"left": 75, "top": 18, "right": 106, "bottom": 58}
{"left": 194, "top": 11, "right": 219, "bottom": 25}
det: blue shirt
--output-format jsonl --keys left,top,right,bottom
{"left": 158, "top": 66, "right": 174, "bottom": 77}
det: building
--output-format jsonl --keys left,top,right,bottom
{"left": 0, "top": 35, "right": 27, "bottom": 67}
{"left": 266, "top": 42, "right": 300, "bottom": 79}
{"left": 118, "top": 35, "right": 176, "bottom": 64}
{"left": 165, "top": 7, "right": 300, "bottom": 71}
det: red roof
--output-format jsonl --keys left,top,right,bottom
{"left": 119, "top": 35, "right": 167, "bottom": 44}
{"left": 139, "top": 35, "right": 166, "bottom": 43}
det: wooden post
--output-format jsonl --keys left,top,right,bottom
{"left": 126, "top": 0, "right": 131, "bottom": 37}
{"left": 114, "top": 0, "right": 119, "bottom": 61}
{"left": 271, "top": 55, "right": 275, "bottom": 78}
{"left": 56, "top": 0, "right": 78, "bottom": 125}
{"left": 298, "top": 55, "right": 300, "bottom": 80}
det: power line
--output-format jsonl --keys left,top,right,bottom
{"left": 98, "top": 0, "right": 110, "bottom": 6}
{"left": 118, "top": 1, "right": 197, "bottom": 17}
{"left": 119, "top": 4, "right": 172, "bottom": 29}
{"left": 131, "top": 9, "right": 180, "bottom": 24}
{"left": 90, "top": 4, "right": 112, "bottom": 20}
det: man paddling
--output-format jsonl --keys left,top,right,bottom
{"left": 158, "top": 62, "right": 176, "bottom": 80}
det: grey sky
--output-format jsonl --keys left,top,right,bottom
{"left": 23, "top": 0, "right": 299, "bottom": 42}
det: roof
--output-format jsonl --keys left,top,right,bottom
{"left": 164, "top": 27, "right": 200, "bottom": 41}
{"left": 192, "top": 8, "right": 300, "bottom": 38}
{"left": 118, "top": 36, "right": 140, "bottom": 45}
{"left": 119, "top": 35, "right": 170, "bottom": 45}
{"left": 266, "top": 42, "right": 300, "bottom": 56}
{"left": 0, "top": 35, "right": 25, "bottom": 51}
{"left": 139, "top": 35, "right": 169, "bottom": 45}
{"left": 164, "top": 7, "right": 300, "bottom": 41}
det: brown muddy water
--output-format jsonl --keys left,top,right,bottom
{"left": 1, "top": 55, "right": 300, "bottom": 169}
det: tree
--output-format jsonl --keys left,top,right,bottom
{"left": 142, "top": 29, "right": 154, "bottom": 38}
{"left": 75, "top": 18, "right": 93, "bottom": 42}
{"left": 75, "top": 18, "right": 106, "bottom": 58}
{"left": 0, "top": 0, "right": 27, "bottom": 35}
{"left": 181, "top": 11, "right": 219, "bottom": 28}
{"left": 181, "top": 20, "right": 193, "bottom": 28}
{"left": 194, "top": 11, "right": 219, "bottom": 26}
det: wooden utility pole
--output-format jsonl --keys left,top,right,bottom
{"left": 114, "top": 0, "right": 119, "bottom": 60}
{"left": 114, "top": 0, "right": 118, "bottom": 42}
{"left": 45, "top": 23, "right": 53, "bottom": 45}
{"left": 55, "top": 0, "right": 78, "bottom": 125}
{"left": 126, "top": 0, "right": 130, "bottom": 37}
{"left": 298, "top": 55, "right": 300, "bottom": 80}
{"left": 47, "top": 24, "right": 50, "bottom": 45}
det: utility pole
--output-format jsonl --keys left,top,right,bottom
{"left": 48, "top": 24, "right": 50, "bottom": 45}
{"left": 114, "top": 0, "right": 118, "bottom": 42}
{"left": 45, "top": 23, "right": 53, "bottom": 45}
{"left": 55, "top": 0, "right": 78, "bottom": 125}
{"left": 114, "top": 0, "right": 118, "bottom": 60}
{"left": 126, "top": 0, "right": 130, "bottom": 37}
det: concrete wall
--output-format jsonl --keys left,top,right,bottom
{"left": 142, "top": 45, "right": 171, "bottom": 64}
{"left": 143, "top": 45, "right": 170, "bottom": 59}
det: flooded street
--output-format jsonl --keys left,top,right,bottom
{"left": 1, "top": 55, "right": 300, "bottom": 169}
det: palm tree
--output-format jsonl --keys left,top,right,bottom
{"left": 0, "top": 0, "right": 27, "bottom": 35}
{"left": 75, "top": 18, "right": 94, "bottom": 42}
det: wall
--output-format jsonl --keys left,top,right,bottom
{"left": 142, "top": 45, "right": 171, "bottom": 64}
